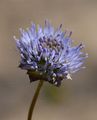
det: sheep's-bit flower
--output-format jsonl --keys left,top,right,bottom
{"left": 15, "top": 21, "right": 88, "bottom": 87}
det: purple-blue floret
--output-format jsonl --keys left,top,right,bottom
{"left": 15, "top": 20, "right": 87, "bottom": 86}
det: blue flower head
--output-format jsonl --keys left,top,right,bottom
{"left": 15, "top": 20, "right": 87, "bottom": 87}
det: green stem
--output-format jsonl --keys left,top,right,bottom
{"left": 27, "top": 80, "right": 44, "bottom": 120}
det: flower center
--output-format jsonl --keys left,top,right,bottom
{"left": 39, "top": 37, "right": 64, "bottom": 52}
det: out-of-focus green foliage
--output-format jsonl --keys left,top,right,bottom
{"left": 43, "top": 83, "right": 70, "bottom": 104}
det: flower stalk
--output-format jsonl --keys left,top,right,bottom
{"left": 27, "top": 80, "right": 44, "bottom": 120}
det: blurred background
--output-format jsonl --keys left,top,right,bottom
{"left": 0, "top": 0, "right": 97, "bottom": 120}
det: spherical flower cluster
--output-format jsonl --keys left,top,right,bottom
{"left": 15, "top": 21, "right": 87, "bottom": 86}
